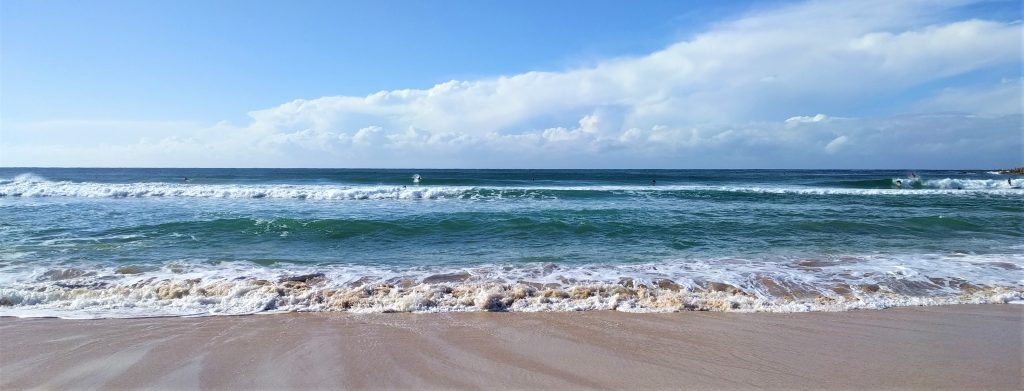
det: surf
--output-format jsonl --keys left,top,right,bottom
{"left": 2, "top": 175, "right": 1021, "bottom": 199}
{"left": 1, "top": 253, "right": 1021, "bottom": 318}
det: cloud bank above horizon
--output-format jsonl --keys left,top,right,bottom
{"left": 2, "top": 0, "right": 1021, "bottom": 168}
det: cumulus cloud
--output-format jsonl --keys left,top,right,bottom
{"left": 2, "top": 0, "right": 1021, "bottom": 168}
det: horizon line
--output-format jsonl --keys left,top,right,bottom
{"left": 1, "top": 166, "right": 1020, "bottom": 171}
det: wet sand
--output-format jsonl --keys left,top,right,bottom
{"left": 1, "top": 304, "right": 1020, "bottom": 390}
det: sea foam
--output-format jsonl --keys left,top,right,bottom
{"left": 1, "top": 253, "right": 1020, "bottom": 318}
{"left": 1, "top": 175, "right": 1021, "bottom": 200}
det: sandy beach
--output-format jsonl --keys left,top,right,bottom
{"left": 1, "top": 304, "right": 1020, "bottom": 390}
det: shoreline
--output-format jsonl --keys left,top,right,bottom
{"left": 1, "top": 304, "right": 1020, "bottom": 389}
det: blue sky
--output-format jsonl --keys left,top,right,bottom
{"left": 1, "top": 0, "right": 1021, "bottom": 168}
{"left": 2, "top": 0, "right": 751, "bottom": 122}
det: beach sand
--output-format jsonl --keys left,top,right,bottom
{"left": 1, "top": 304, "right": 1020, "bottom": 390}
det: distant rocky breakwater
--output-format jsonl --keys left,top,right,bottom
{"left": 997, "top": 167, "right": 1024, "bottom": 174}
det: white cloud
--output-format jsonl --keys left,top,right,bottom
{"left": 915, "top": 78, "right": 1024, "bottom": 116}
{"left": 4, "top": 113, "right": 1018, "bottom": 168}
{"left": 353, "top": 126, "right": 384, "bottom": 146}
{"left": 1, "top": 0, "right": 1021, "bottom": 168}
{"left": 849, "top": 19, "right": 1017, "bottom": 76}
{"left": 786, "top": 114, "right": 830, "bottom": 125}
{"left": 238, "top": 9, "right": 1018, "bottom": 135}
{"left": 825, "top": 135, "right": 850, "bottom": 154}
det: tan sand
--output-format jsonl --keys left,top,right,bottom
{"left": 1, "top": 304, "right": 1020, "bottom": 390}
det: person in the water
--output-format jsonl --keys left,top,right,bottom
{"left": 651, "top": 179, "right": 656, "bottom": 185}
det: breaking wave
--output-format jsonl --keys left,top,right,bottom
{"left": 1, "top": 253, "right": 1021, "bottom": 318}
{"left": 1, "top": 174, "right": 1021, "bottom": 200}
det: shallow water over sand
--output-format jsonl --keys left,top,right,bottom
{"left": 1, "top": 168, "right": 1021, "bottom": 317}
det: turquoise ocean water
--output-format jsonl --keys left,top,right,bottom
{"left": 0, "top": 168, "right": 1021, "bottom": 317}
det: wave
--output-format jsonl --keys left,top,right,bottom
{"left": 921, "top": 178, "right": 1019, "bottom": 190}
{"left": 0, "top": 173, "right": 47, "bottom": 185}
{"left": 1, "top": 253, "right": 1020, "bottom": 318}
{"left": 0, "top": 180, "right": 471, "bottom": 200}
{"left": 822, "top": 178, "right": 905, "bottom": 189}
{"left": 98, "top": 216, "right": 627, "bottom": 241}
{"left": 77, "top": 214, "right": 1005, "bottom": 248}
{"left": 822, "top": 177, "right": 1019, "bottom": 190}
{"left": 1, "top": 174, "right": 1021, "bottom": 199}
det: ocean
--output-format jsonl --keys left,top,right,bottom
{"left": 0, "top": 168, "right": 1021, "bottom": 318}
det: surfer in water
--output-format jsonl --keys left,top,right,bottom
{"left": 652, "top": 179, "right": 656, "bottom": 185}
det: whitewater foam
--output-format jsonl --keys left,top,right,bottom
{"left": 1, "top": 175, "right": 1021, "bottom": 200}
{"left": 1, "top": 253, "right": 1020, "bottom": 318}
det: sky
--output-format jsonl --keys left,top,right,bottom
{"left": 1, "top": 0, "right": 1021, "bottom": 168}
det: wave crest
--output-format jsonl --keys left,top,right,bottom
{"left": 2, "top": 254, "right": 1021, "bottom": 318}
{"left": 1, "top": 174, "right": 1021, "bottom": 199}
{"left": 2, "top": 273, "right": 1018, "bottom": 318}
